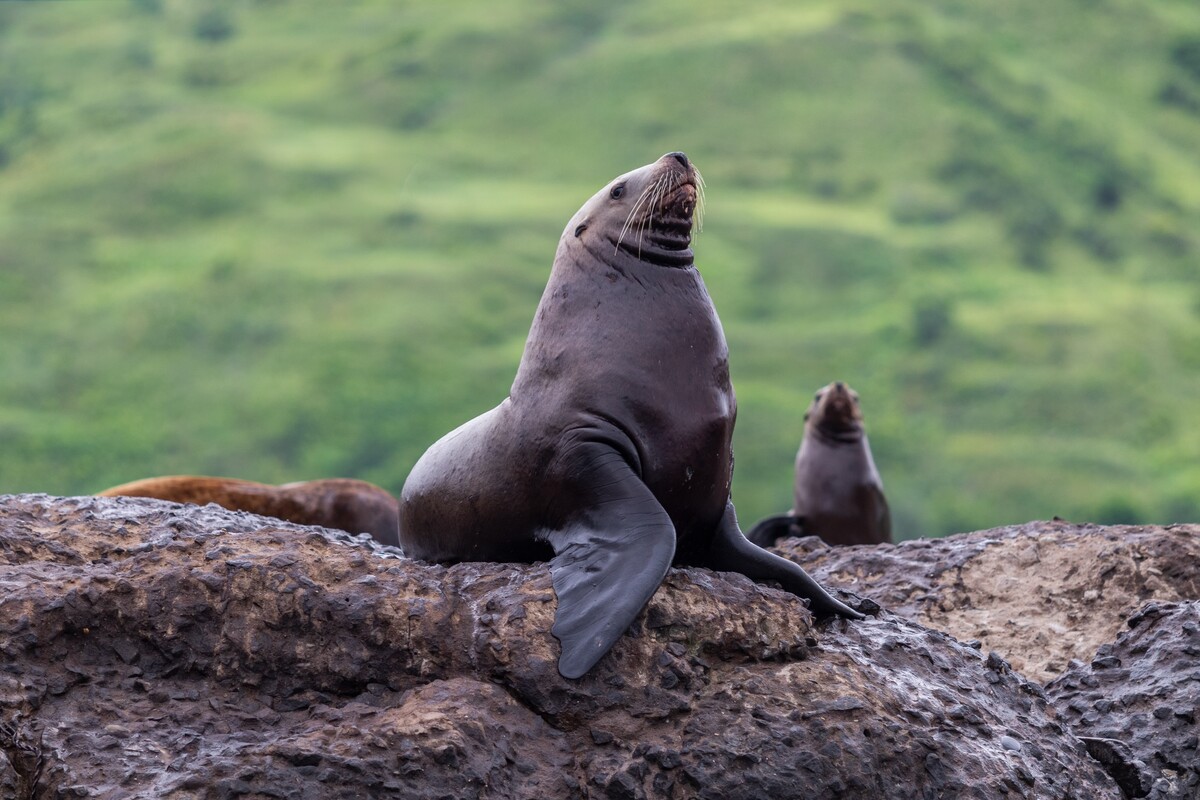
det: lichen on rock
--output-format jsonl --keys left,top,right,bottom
{"left": 784, "top": 520, "right": 1200, "bottom": 682}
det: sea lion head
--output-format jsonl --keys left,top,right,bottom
{"left": 562, "top": 151, "right": 702, "bottom": 268}
{"left": 806, "top": 381, "right": 865, "bottom": 442}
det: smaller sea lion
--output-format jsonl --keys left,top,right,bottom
{"left": 747, "top": 381, "right": 891, "bottom": 547}
{"left": 98, "top": 476, "right": 400, "bottom": 547}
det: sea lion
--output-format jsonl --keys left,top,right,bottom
{"left": 399, "top": 152, "right": 863, "bottom": 679}
{"left": 98, "top": 476, "right": 400, "bottom": 547}
{"left": 747, "top": 381, "right": 891, "bottom": 548}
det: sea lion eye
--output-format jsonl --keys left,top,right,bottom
{"left": 610, "top": 184, "right": 625, "bottom": 199}
{"left": 574, "top": 224, "right": 587, "bottom": 237}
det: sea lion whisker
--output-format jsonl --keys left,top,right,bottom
{"left": 638, "top": 179, "right": 663, "bottom": 257}
{"left": 633, "top": 178, "right": 661, "bottom": 236}
{"left": 616, "top": 198, "right": 646, "bottom": 253}
{"left": 637, "top": 179, "right": 660, "bottom": 256}
{"left": 618, "top": 181, "right": 658, "bottom": 254}
{"left": 630, "top": 175, "right": 663, "bottom": 258}
{"left": 641, "top": 174, "right": 671, "bottom": 256}
{"left": 618, "top": 200, "right": 649, "bottom": 256}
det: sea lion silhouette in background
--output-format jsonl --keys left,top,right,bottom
{"left": 400, "top": 153, "right": 863, "bottom": 680}
{"left": 98, "top": 476, "right": 400, "bottom": 547}
{"left": 747, "top": 381, "right": 891, "bottom": 548}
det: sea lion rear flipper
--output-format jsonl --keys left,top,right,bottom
{"left": 745, "top": 512, "right": 794, "bottom": 547}
{"left": 875, "top": 488, "right": 893, "bottom": 544}
{"left": 545, "top": 444, "right": 677, "bottom": 679}
{"left": 706, "top": 502, "right": 865, "bottom": 620}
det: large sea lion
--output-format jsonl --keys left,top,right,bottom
{"left": 400, "top": 152, "right": 863, "bottom": 679}
{"left": 747, "top": 381, "right": 891, "bottom": 548}
{"left": 98, "top": 476, "right": 400, "bottom": 547}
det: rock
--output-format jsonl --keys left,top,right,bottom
{"left": 1077, "top": 737, "right": 1153, "bottom": 799}
{"left": 780, "top": 521, "right": 1200, "bottom": 682}
{"left": 1046, "top": 602, "right": 1200, "bottom": 799}
{"left": 0, "top": 494, "right": 1120, "bottom": 799}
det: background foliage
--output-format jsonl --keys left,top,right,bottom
{"left": 2, "top": 0, "right": 1199, "bottom": 539}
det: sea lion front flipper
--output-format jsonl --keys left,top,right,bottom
{"left": 705, "top": 502, "right": 864, "bottom": 620}
{"left": 745, "top": 512, "right": 795, "bottom": 547}
{"left": 544, "top": 444, "right": 677, "bottom": 680}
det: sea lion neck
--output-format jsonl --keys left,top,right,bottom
{"left": 809, "top": 419, "right": 865, "bottom": 445}
{"left": 588, "top": 233, "right": 695, "bottom": 270}
{"left": 508, "top": 237, "right": 723, "bottom": 405}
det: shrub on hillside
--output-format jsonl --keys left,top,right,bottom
{"left": 912, "top": 295, "right": 954, "bottom": 347}
{"left": 194, "top": 8, "right": 236, "bottom": 43}
{"left": 1170, "top": 36, "right": 1200, "bottom": 82}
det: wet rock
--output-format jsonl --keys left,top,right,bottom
{"left": 0, "top": 495, "right": 1121, "bottom": 798}
{"left": 1078, "top": 737, "right": 1153, "bottom": 799}
{"left": 781, "top": 521, "right": 1200, "bottom": 682}
{"left": 1047, "top": 602, "right": 1200, "bottom": 799}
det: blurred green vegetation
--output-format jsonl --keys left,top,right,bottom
{"left": 1, "top": 0, "right": 1199, "bottom": 539}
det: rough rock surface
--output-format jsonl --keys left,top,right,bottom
{"left": 1046, "top": 601, "right": 1200, "bottom": 800}
{"left": 781, "top": 521, "right": 1200, "bottom": 682}
{"left": 0, "top": 494, "right": 1120, "bottom": 799}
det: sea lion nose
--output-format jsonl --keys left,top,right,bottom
{"left": 667, "top": 151, "right": 689, "bottom": 168}
{"left": 834, "top": 381, "right": 846, "bottom": 391}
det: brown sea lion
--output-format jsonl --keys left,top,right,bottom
{"left": 399, "top": 152, "right": 863, "bottom": 679}
{"left": 98, "top": 476, "right": 400, "bottom": 547}
{"left": 747, "top": 381, "right": 891, "bottom": 548}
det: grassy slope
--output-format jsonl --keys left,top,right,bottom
{"left": 1, "top": 0, "right": 1198, "bottom": 538}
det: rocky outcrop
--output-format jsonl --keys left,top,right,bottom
{"left": 1046, "top": 601, "right": 1200, "bottom": 800}
{"left": 782, "top": 520, "right": 1200, "bottom": 683}
{"left": 0, "top": 495, "right": 1122, "bottom": 799}
{"left": 781, "top": 523, "right": 1200, "bottom": 799}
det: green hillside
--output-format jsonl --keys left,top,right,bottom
{"left": 2, "top": 0, "right": 1199, "bottom": 539}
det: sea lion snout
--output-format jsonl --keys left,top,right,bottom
{"left": 828, "top": 381, "right": 852, "bottom": 399}
{"left": 656, "top": 151, "right": 697, "bottom": 190}
{"left": 674, "top": 183, "right": 698, "bottom": 216}
{"left": 814, "top": 381, "right": 863, "bottom": 428}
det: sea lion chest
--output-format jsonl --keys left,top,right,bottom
{"left": 794, "top": 435, "right": 884, "bottom": 529}
{"left": 514, "top": 255, "right": 736, "bottom": 543}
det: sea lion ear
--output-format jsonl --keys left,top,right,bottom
{"left": 574, "top": 223, "right": 588, "bottom": 238}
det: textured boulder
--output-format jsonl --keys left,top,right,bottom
{"left": 0, "top": 494, "right": 1120, "bottom": 799}
{"left": 1046, "top": 601, "right": 1200, "bottom": 800}
{"left": 782, "top": 521, "right": 1200, "bottom": 683}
